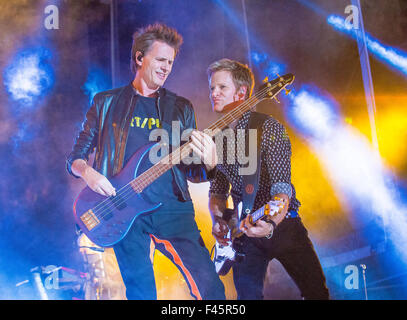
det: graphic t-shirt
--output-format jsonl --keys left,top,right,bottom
{"left": 123, "top": 93, "right": 194, "bottom": 214}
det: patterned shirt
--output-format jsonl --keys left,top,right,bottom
{"left": 209, "top": 111, "right": 301, "bottom": 214}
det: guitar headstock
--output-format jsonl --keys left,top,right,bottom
{"left": 264, "top": 198, "right": 286, "bottom": 217}
{"left": 258, "top": 73, "right": 295, "bottom": 103}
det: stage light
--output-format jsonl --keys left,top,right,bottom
{"left": 366, "top": 37, "right": 407, "bottom": 76}
{"left": 375, "top": 103, "right": 407, "bottom": 170}
{"left": 287, "top": 87, "right": 339, "bottom": 140}
{"left": 327, "top": 15, "right": 407, "bottom": 77}
{"left": 82, "top": 67, "right": 111, "bottom": 105}
{"left": 12, "top": 121, "right": 38, "bottom": 152}
{"left": 3, "top": 47, "right": 54, "bottom": 107}
{"left": 287, "top": 87, "right": 407, "bottom": 263}
{"left": 251, "top": 51, "right": 286, "bottom": 80}
{"left": 212, "top": 0, "right": 279, "bottom": 65}
{"left": 295, "top": 0, "right": 328, "bottom": 17}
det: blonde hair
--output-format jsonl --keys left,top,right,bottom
{"left": 207, "top": 58, "right": 254, "bottom": 99}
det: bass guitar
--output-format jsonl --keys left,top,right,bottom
{"left": 73, "top": 74, "right": 294, "bottom": 247}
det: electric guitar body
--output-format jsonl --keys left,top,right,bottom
{"left": 213, "top": 200, "right": 285, "bottom": 275}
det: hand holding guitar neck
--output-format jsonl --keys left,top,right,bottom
{"left": 189, "top": 130, "right": 218, "bottom": 170}
{"left": 240, "top": 218, "right": 274, "bottom": 238}
{"left": 266, "top": 194, "right": 289, "bottom": 225}
{"left": 240, "top": 195, "right": 289, "bottom": 237}
{"left": 212, "top": 198, "right": 286, "bottom": 275}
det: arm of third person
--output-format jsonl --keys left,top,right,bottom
{"left": 209, "top": 195, "right": 230, "bottom": 246}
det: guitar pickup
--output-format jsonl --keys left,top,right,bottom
{"left": 110, "top": 194, "right": 127, "bottom": 211}
{"left": 214, "top": 256, "right": 226, "bottom": 262}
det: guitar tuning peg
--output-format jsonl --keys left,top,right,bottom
{"left": 276, "top": 73, "right": 281, "bottom": 78}
{"left": 285, "top": 88, "right": 291, "bottom": 95}
{"left": 262, "top": 76, "right": 269, "bottom": 83}
{"left": 274, "top": 97, "right": 280, "bottom": 104}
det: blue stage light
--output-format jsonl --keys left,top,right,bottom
{"left": 287, "top": 86, "right": 407, "bottom": 264}
{"left": 286, "top": 86, "right": 339, "bottom": 140}
{"left": 327, "top": 15, "right": 407, "bottom": 77}
{"left": 11, "top": 120, "right": 39, "bottom": 152}
{"left": 295, "top": 0, "right": 329, "bottom": 17}
{"left": 82, "top": 67, "right": 111, "bottom": 106}
{"left": 3, "top": 47, "right": 54, "bottom": 107}
{"left": 251, "top": 51, "right": 286, "bottom": 79}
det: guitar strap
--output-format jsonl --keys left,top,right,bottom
{"left": 240, "top": 111, "right": 268, "bottom": 220}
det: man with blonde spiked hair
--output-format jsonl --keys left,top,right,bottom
{"left": 207, "top": 58, "right": 329, "bottom": 300}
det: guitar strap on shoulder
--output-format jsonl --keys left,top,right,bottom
{"left": 240, "top": 111, "right": 268, "bottom": 220}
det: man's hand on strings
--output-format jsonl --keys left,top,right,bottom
{"left": 72, "top": 159, "right": 116, "bottom": 197}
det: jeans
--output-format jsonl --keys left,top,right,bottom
{"left": 233, "top": 217, "right": 329, "bottom": 300}
{"left": 113, "top": 211, "right": 225, "bottom": 300}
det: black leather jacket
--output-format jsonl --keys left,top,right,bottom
{"left": 66, "top": 83, "right": 214, "bottom": 201}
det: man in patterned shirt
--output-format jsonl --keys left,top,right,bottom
{"left": 207, "top": 58, "right": 329, "bottom": 300}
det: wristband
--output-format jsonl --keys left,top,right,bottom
{"left": 266, "top": 220, "right": 276, "bottom": 239}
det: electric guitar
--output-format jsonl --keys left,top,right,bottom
{"left": 213, "top": 199, "right": 285, "bottom": 276}
{"left": 73, "top": 74, "right": 295, "bottom": 247}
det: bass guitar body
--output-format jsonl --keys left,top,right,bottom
{"left": 73, "top": 143, "right": 161, "bottom": 247}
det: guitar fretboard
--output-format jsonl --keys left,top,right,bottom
{"left": 251, "top": 206, "right": 267, "bottom": 223}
